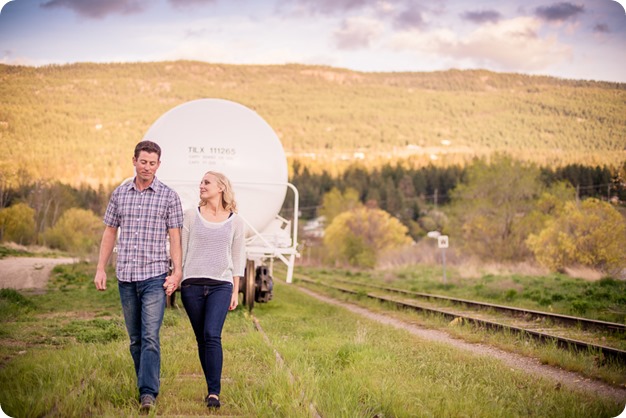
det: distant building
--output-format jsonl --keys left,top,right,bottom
{"left": 303, "top": 216, "right": 326, "bottom": 239}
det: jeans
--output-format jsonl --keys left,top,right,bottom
{"left": 181, "top": 281, "right": 232, "bottom": 396}
{"left": 118, "top": 274, "right": 167, "bottom": 399}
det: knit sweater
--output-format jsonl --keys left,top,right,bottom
{"left": 181, "top": 207, "right": 246, "bottom": 284}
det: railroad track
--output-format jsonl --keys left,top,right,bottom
{"left": 331, "top": 277, "right": 626, "bottom": 333}
{"left": 296, "top": 276, "right": 626, "bottom": 364}
{"left": 251, "top": 314, "right": 322, "bottom": 418}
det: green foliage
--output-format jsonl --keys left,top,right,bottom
{"left": 538, "top": 181, "right": 576, "bottom": 213}
{"left": 0, "top": 244, "right": 31, "bottom": 259}
{"left": 60, "top": 318, "right": 125, "bottom": 344}
{"left": 504, "top": 289, "right": 517, "bottom": 301}
{"left": 449, "top": 155, "right": 543, "bottom": 261}
{"left": 527, "top": 199, "right": 626, "bottom": 274}
{"left": 0, "top": 289, "right": 36, "bottom": 320}
{"left": 324, "top": 207, "right": 411, "bottom": 267}
{"left": 319, "top": 186, "right": 362, "bottom": 224}
{"left": 0, "top": 202, "right": 36, "bottom": 245}
{"left": 43, "top": 208, "right": 102, "bottom": 255}
{"left": 571, "top": 300, "right": 590, "bottom": 315}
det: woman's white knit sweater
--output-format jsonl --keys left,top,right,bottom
{"left": 181, "top": 207, "right": 246, "bottom": 284}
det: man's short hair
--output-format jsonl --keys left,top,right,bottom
{"left": 134, "top": 140, "right": 162, "bottom": 159}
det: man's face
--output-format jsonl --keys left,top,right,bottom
{"left": 133, "top": 151, "right": 160, "bottom": 183}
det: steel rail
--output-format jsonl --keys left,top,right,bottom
{"left": 298, "top": 277, "right": 626, "bottom": 364}
{"left": 330, "top": 277, "right": 626, "bottom": 333}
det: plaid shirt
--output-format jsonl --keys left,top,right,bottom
{"left": 103, "top": 177, "right": 183, "bottom": 282}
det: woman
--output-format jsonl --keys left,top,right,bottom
{"left": 180, "top": 171, "right": 245, "bottom": 409}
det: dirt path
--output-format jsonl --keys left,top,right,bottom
{"left": 0, "top": 257, "right": 78, "bottom": 290}
{"left": 295, "top": 286, "right": 626, "bottom": 406}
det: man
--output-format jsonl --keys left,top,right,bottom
{"left": 94, "top": 140, "right": 183, "bottom": 412}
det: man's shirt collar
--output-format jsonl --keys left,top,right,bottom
{"left": 128, "top": 177, "right": 161, "bottom": 192}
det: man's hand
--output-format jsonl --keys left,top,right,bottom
{"left": 94, "top": 269, "right": 107, "bottom": 291}
{"left": 163, "top": 272, "right": 181, "bottom": 296}
{"left": 94, "top": 226, "right": 116, "bottom": 291}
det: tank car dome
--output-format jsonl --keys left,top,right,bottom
{"left": 143, "top": 99, "right": 288, "bottom": 235}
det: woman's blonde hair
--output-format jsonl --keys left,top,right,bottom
{"left": 198, "top": 171, "right": 238, "bottom": 213}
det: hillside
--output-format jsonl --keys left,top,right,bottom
{"left": 1, "top": 61, "right": 624, "bottom": 186}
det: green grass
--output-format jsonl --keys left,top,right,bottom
{"left": 0, "top": 262, "right": 623, "bottom": 417}
{"left": 293, "top": 265, "right": 626, "bottom": 386}
{"left": 0, "top": 245, "right": 32, "bottom": 259}
{"left": 298, "top": 265, "right": 626, "bottom": 324}
{"left": 0, "top": 244, "right": 70, "bottom": 260}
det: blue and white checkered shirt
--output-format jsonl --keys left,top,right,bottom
{"left": 103, "top": 177, "right": 183, "bottom": 282}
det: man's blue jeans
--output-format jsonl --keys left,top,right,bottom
{"left": 181, "top": 281, "right": 232, "bottom": 396}
{"left": 118, "top": 274, "right": 167, "bottom": 399}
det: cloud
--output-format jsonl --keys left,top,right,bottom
{"left": 168, "top": 0, "right": 217, "bottom": 7}
{"left": 390, "top": 17, "right": 572, "bottom": 72}
{"left": 41, "top": 0, "right": 149, "bottom": 18}
{"left": 280, "top": 0, "right": 369, "bottom": 15}
{"left": 593, "top": 22, "right": 611, "bottom": 32}
{"left": 534, "top": 2, "right": 584, "bottom": 22}
{"left": 461, "top": 10, "right": 502, "bottom": 24}
{"left": 333, "top": 17, "right": 383, "bottom": 50}
{"left": 392, "top": 3, "right": 426, "bottom": 30}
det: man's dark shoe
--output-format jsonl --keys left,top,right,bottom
{"left": 206, "top": 394, "right": 220, "bottom": 409}
{"left": 140, "top": 394, "right": 156, "bottom": 412}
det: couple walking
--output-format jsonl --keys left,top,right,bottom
{"left": 94, "top": 140, "right": 246, "bottom": 412}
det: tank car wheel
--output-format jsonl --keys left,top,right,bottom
{"left": 244, "top": 259, "right": 255, "bottom": 311}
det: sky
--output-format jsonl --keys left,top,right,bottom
{"left": 0, "top": 0, "right": 625, "bottom": 83}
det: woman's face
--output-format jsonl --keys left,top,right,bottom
{"left": 199, "top": 173, "right": 223, "bottom": 200}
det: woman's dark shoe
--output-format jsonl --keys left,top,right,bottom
{"left": 206, "top": 394, "right": 220, "bottom": 409}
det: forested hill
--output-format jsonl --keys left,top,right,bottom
{"left": 1, "top": 61, "right": 624, "bottom": 187}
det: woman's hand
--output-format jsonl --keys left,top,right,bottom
{"left": 229, "top": 291, "right": 239, "bottom": 311}
{"left": 230, "top": 276, "right": 240, "bottom": 311}
{"left": 163, "top": 275, "right": 179, "bottom": 296}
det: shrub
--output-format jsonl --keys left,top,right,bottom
{"left": 571, "top": 300, "right": 590, "bottom": 315}
{"left": 324, "top": 207, "right": 411, "bottom": 268}
{"left": 44, "top": 208, "right": 102, "bottom": 255}
{"left": 504, "top": 289, "right": 517, "bottom": 301}
{"left": 527, "top": 198, "right": 626, "bottom": 274}
{"left": 0, "top": 203, "right": 36, "bottom": 245}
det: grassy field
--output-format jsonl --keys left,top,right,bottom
{"left": 295, "top": 265, "right": 626, "bottom": 324}
{"left": 0, "top": 262, "right": 624, "bottom": 417}
{"left": 293, "top": 264, "right": 626, "bottom": 386}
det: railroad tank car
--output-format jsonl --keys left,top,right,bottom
{"left": 141, "top": 98, "right": 299, "bottom": 310}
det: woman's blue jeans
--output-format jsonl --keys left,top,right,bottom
{"left": 118, "top": 274, "right": 167, "bottom": 399}
{"left": 181, "top": 281, "right": 232, "bottom": 396}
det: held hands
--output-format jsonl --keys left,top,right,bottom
{"left": 163, "top": 272, "right": 181, "bottom": 296}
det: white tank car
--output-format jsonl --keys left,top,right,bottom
{"left": 143, "top": 98, "right": 299, "bottom": 310}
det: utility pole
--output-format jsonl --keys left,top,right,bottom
{"left": 437, "top": 235, "right": 449, "bottom": 284}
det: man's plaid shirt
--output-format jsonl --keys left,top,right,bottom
{"left": 103, "top": 177, "right": 183, "bottom": 282}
